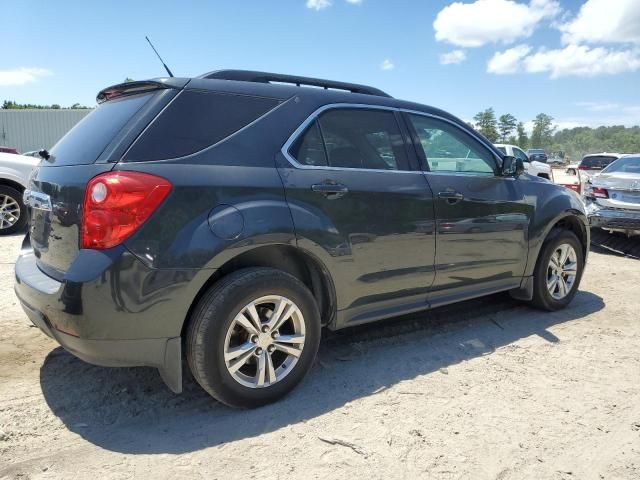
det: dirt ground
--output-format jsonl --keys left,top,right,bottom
{"left": 1, "top": 232, "right": 639, "bottom": 480}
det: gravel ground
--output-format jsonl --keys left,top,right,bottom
{"left": 1, "top": 232, "right": 639, "bottom": 480}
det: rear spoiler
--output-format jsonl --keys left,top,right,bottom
{"left": 96, "top": 78, "right": 189, "bottom": 104}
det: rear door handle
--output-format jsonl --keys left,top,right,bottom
{"left": 438, "top": 191, "right": 464, "bottom": 204}
{"left": 311, "top": 183, "right": 349, "bottom": 200}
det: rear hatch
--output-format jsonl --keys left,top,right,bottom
{"left": 26, "top": 80, "right": 184, "bottom": 279}
{"left": 579, "top": 155, "right": 618, "bottom": 176}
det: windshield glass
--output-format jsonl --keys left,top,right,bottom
{"left": 601, "top": 156, "right": 640, "bottom": 174}
{"left": 528, "top": 149, "right": 544, "bottom": 154}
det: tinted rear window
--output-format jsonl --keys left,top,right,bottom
{"left": 49, "top": 93, "right": 153, "bottom": 166}
{"left": 124, "top": 90, "right": 280, "bottom": 161}
{"left": 581, "top": 156, "right": 617, "bottom": 169}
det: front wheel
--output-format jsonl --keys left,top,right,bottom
{"left": 531, "top": 229, "right": 584, "bottom": 311}
{"left": 0, "top": 186, "right": 27, "bottom": 235}
{"left": 186, "top": 268, "right": 321, "bottom": 408}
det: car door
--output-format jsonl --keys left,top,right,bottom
{"left": 403, "top": 112, "right": 532, "bottom": 307}
{"left": 277, "top": 106, "right": 436, "bottom": 327}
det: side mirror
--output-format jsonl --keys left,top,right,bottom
{"left": 501, "top": 155, "right": 525, "bottom": 177}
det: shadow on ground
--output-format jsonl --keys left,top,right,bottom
{"left": 590, "top": 228, "right": 640, "bottom": 259}
{"left": 39, "top": 290, "right": 604, "bottom": 454}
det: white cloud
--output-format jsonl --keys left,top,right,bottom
{"left": 306, "top": 0, "right": 331, "bottom": 10}
{"left": 560, "top": 0, "right": 640, "bottom": 45}
{"left": 0, "top": 67, "right": 52, "bottom": 86}
{"left": 487, "top": 44, "right": 531, "bottom": 73}
{"left": 440, "top": 50, "right": 467, "bottom": 65}
{"left": 433, "top": 0, "right": 561, "bottom": 48}
{"left": 575, "top": 101, "right": 620, "bottom": 112}
{"left": 380, "top": 59, "right": 395, "bottom": 71}
{"left": 524, "top": 44, "right": 640, "bottom": 78}
{"left": 345, "top": 0, "right": 363, "bottom": 3}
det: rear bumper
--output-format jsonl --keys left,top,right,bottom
{"left": 587, "top": 203, "right": 640, "bottom": 231}
{"left": 13, "top": 245, "right": 207, "bottom": 393}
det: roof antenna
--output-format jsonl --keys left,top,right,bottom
{"left": 145, "top": 36, "right": 174, "bottom": 77}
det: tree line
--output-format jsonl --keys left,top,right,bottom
{"left": 1, "top": 100, "right": 91, "bottom": 110}
{"left": 472, "top": 108, "right": 640, "bottom": 162}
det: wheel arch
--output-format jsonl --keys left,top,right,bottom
{"left": 527, "top": 209, "right": 589, "bottom": 277}
{"left": 0, "top": 177, "right": 26, "bottom": 193}
{"left": 181, "top": 244, "right": 337, "bottom": 338}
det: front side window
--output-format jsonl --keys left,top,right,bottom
{"left": 289, "top": 108, "right": 410, "bottom": 171}
{"left": 407, "top": 114, "right": 495, "bottom": 175}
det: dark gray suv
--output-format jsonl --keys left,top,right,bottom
{"left": 15, "top": 70, "right": 589, "bottom": 408}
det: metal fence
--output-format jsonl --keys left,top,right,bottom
{"left": 0, "top": 109, "right": 92, "bottom": 153}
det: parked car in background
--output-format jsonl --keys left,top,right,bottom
{"left": 556, "top": 163, "right": 583, "bottom": 194}
{"left": 0, "top": 152, "right": 40, "bottom": 234}
{"left": 0, "top": 146, "right": 19, "bottom": 155}
{"left": 495, "top": 143, "right": 553, "bottom": 181}
{"left": 527, "top": 148, "right": 548, "bottom": 163}
{"left": 586, "top": 154, "right": 640, "bottom": 236}
{"left": 578, "top": 153, "right": 622, "bottom": 181}
{"left": 15, "top": 70, "right": 589, "bottom": 408}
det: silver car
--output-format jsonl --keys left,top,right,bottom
{"left": 586, "top": 155, "right": 640, "bottom": 236}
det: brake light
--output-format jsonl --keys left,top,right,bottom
{"left": 591, "top": 187, "right": 608, "bottom": 198}
{"left": 82, "top": 171, "right": 172, "bottom": 249}
{"left": 564, "top": 184, "right": 581, "bottom": 193}
{"left": 578, "top": 165, "right": 589, "bottom": 170}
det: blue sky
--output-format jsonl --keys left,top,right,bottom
{"left": 2, "top": 0, "right": 639, "bottom": 130}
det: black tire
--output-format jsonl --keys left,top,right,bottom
{"left": 531, "top": 229, "right": 585, "bottom": 311}
{"left": 0, "top": 185, "right": 27, "bottom": 235}
{"left": 186, "top": 267, "right": 321, "bottom": 408}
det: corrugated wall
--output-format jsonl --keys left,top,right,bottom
{"left": 0, "top": 109, "right": 92, "bottom": 153}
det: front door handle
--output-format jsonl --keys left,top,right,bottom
{"left": 438, "top": 190, "right": 464, "bottom": 204}
{"left": 311, "top": 182, "right": 349, "bottom": 200}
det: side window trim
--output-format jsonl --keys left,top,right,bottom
{"left": 282, "top": 103, "right": 502, "bottom": 175}
{"left": 402, "top": 111, "right": 500, "bottom": 176}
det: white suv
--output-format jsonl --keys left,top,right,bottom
{"left": 494, "top": 144, "right": 554, "bottom": 181}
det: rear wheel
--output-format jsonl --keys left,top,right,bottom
{"left": 531, "top": 229, "right": 584, "bottom": 310}
{"left": 186, "top": 268, "right": 321, "bottom": 408}
{"left": 0, "top": 186, "right": 27, "bottom": 235}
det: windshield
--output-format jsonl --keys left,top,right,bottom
{"left": 528, "top": 149, "right": 544, "bottom": 154}
{"left": 49, "top": 92, "right": 154, "bottom": 166}
{"left": 601, "top": 156, "right": 640, "bottom": 174}
{"left": 580, "top": 155, "right": 618, "bottom": 169}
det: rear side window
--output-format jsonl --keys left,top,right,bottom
{"left": 49, "top": 93, "right": 153, "bottom": 166}
{"left": 496, "top": 146, "right": 506, "bottom": 154}
{"left": 580, "top": 155, "right": 617, "bottom": 169}
{"left": 125, "top": 90, "right": 280, "bottom": 161}
{"left": 289, "top": 108, "right": 409, "bottom": 170}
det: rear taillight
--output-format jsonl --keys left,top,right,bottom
{"left": 591, "top": 187, "right": 608, "bottom": 199}
{"left": 82, "top": 171, "right": 172, "bottom": 249}
{"left": 578, "top": 165, "right": 588, "bottom": 170}
{"left": 564, "top": 184, "right": 581, "bottom": 193}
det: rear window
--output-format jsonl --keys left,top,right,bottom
{"left": 580, "top": 155, "right": 617, "bottom": 169}
{"left": 49, "top": 93, "right": 153, "bottom": 166}
{"left": 124, "top": 90, "right": 280, "bottom": 161}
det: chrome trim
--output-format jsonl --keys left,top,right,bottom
{"left": 280, "top": 102, "right": 503, "bottom": 176}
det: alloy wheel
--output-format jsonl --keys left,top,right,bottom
{"left": 223, "top": 295, "right": 306, "bottom": 388}
{"left": 0, "top": 194, "right": 20, "bottom": 230}
{"left": 547, "top": 243, "right": 578, "bottom": 300}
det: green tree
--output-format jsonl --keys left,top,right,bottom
{"left": 530, "top": 113, "right": 555, "bottom": 148}
{"left": 473, "top": 108, "right": 499, "bottom": 142}
{"left": 516, "top": 122, "right": 529, "bottom": 149}
{"left": 498, "top": 114, "right": 517, "bottom": 142}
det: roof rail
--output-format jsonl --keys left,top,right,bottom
{"left": 199, "top": 70, "right": 392, "bottom": 98}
